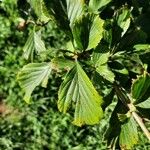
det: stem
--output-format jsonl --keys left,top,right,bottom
{"left": 132, "top": 111, "right": 150, "bottom": 141}
{"left": 114, "top": 83, "right": 150, "bottom": 141}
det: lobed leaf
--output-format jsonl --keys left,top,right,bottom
{"left": 17, "top": 63, "right": 52, "bottom": 103}
{"left": 58, "top": 62, "right": 103, "bottom": 126}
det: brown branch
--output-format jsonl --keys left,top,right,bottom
{"left": 132, "top": 111, "right": 150, "bottom": 141}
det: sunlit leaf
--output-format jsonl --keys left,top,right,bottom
{"left": 29, "top": 0, "right": 49, "bottom": 23}
{"left": 119, "top": 117, "right": 138, "bottom": 149}
{"left": 17, "top": 63, "right": 52, "bottom": 103}
{"left": 96, "top": 65, "right": 115, "bottom": 83}
{"left": 66, "top": 0, "right": 84, "bottom": 27}
{"left": 116, "top": 7, "right": 131, "bottom": 36}
{"left": 58, "top": 62, "right": 103, "bottom": 126}
{"left": 23, "top": 30, "right": 46, "bottom": 61}
{"left": 89, "top": 0, "right": 111, "bottom": 12}
{"left": 136, "top": 97, "right": 150, "bottom": 109}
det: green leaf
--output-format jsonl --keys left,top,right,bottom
{"left": 134, "top": 44, "right": 150, "bottom": 54}
{"left": 96, "top": 65, "right": 115, "bottom": 83}
{"left": 66, "top": 0, "right": 85, "bottom": 27}
{"left": 42, "top": 0, "right": 85, "bottom": 35}
{"left": 89, "top": 0, "right": 111, "bottom": 12}
{"left": 29, "top": 0, "right": 49, "bottom": 23}
{"left": 92, "top": 45, "right": 115, "bottom": 82}
{"left": 119, "top": 117, "right": 138, "bottom": 149}
{"left": 23, "top": 30, "right": 46, "bottom": 61}
{"left": 72, "top": 14, "right": 104, "bottom": 51}
{"left": 52, "top": 57, "right": 75, "bottom": 71}
{"left": 17, "top": 63, "right": 52, "bottom": 103}
{"left": 92, "top": 44, "right": 110, "bottom": 65}
{"left": 117, "top": 112, "right": 131, "bottom": 122}
{"left": 135, "top": 97, "right": 150, "bottom": 109}
{"left": 116, "top": 7, "right": 131, "bottom": 36}
{"left": 43, "top": 0, "right": 71, "bottom": 35}
{"left": 58, "top": 62, "right": 103, "bottom": 126}
{"left": 131, "top": 72, "right": 150, "bottom": 103}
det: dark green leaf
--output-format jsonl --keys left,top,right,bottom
{"left": 72, "top": 14, "right": 104, "bottom": 51}
{"left": 131, "top": 72, "right": 150, "bottom": 104}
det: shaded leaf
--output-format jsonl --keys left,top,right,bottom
{"left": 119, "top": 117, "right": 138, "bottom": 149}
{"left": 17, "top": 63, "right": 52, "bottom": 103}
{"left": 72, "top": 14, "right": 104, "bottom": 51}
{"left": 131, "top": 72, "right": 150, "bottom": 104}
{"left": 58, "top": 62, "right": 103, "bottom": 126}
{"left": 43, "top": 0, "right": 71, "bottom": 35}
{"left": 52, "top": 57, "right": 75, "bottom": 71}
{"left": 92, "top": 45, "right": 115, "bottom": 82}
{"left": 116, "top": 7, "right": 131, "bottom": 37}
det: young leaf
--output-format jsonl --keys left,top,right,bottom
{"left": 135, "top": 97, "right": 150, "bottom": 109}
{"left": 72, "top": 14, "right": 104, "bottom": 51}
{"left": 119, "top": 117, "right": 138, "bottom": 149}
{"left": 89, "top": 0, "right": 111, "bottom": 12}
{"left": 23, "top": 30, "right": 46, "bottom": 61}
{"left": 17, "top": 63, "right": 52, "bottom": 103}
{"left": 58, "top": 62, "right": 103, "bottom": 126}
{"left": 131, "top": 72, "right": 150, "bottom": 104}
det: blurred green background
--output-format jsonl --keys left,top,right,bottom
{"left": 0, "top": 0, "right": 149, "bottom": 149}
